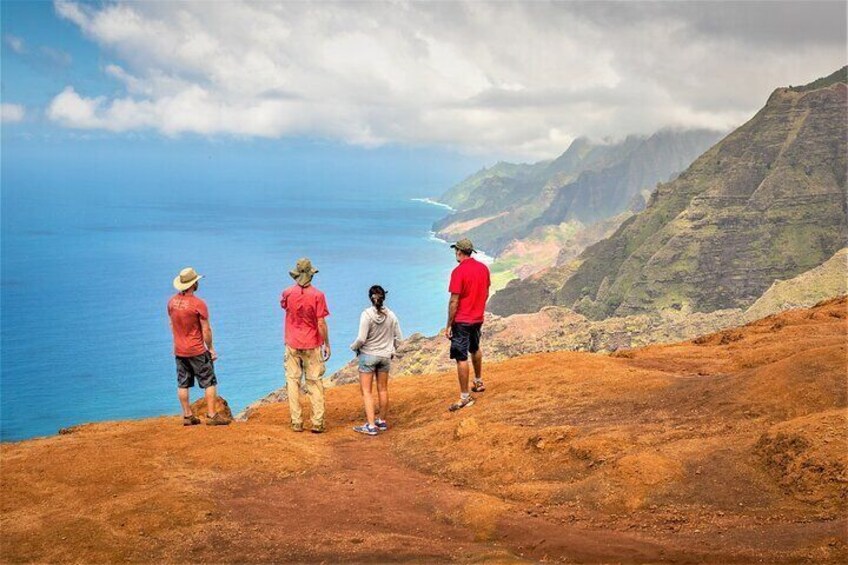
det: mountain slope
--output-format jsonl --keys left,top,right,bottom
{"left": 435, "top": 129, "right": 723, "bottom": 254}
{"left": 495, "top": 67, "right": 848, "bottom": 318}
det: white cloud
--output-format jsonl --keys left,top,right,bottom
{"left": 1, "top": 103, "right": 26, "bottom": 123}
{"left": 49, "top": 0, "right": 846, "bottom": 159}
{"left": 5, "top": 34, "right": 26, "bottom": 54}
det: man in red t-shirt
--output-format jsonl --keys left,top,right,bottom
{"left": 444, "top": 238, "right": 491, "bottom": 411}
{"left": 167, "top": 267, "right": 228, "bottom": 426}
{"left": 280, "top": 258, "right": 331, "bottom": 433}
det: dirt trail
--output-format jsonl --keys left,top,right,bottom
{"left": 210, "top": 432, "right": 673, "bottom": 563}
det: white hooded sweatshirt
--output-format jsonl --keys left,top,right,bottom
{"left": 350, "top": 306, "right": 402, "bottom": 359}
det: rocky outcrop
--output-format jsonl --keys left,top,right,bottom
{"left": 495, "top": 67, "right": 848, "bottom": 319}
{"left": 190, "top": 396, "right": 233, "bottom": 420}
{"left": 744, "top": 247, "right": 847, "bottom": 322}
{"left": 328, "top": 306, "right": 745, "bottom": 386}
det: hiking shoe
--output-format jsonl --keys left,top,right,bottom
{"left": 374, "top": 418, "right": 388, "bottom": 431}
{"left": 471, "top": 380, "right": 486, "bottom": 393}
{"left": 311, "top": 423, "right": 325, "bottom": 434}
{"left": 291, "top": 422, "right": 304, "bottom": 433}
{"left": 353, "top": 423, "right": 379, "bottom": 436}
{"left": 449, "top": 396, "right": 475, "bottom": 412}
{"left": 183, "top": 414, "right": 201, "bottom": 426}
{"left": 206, "top": 413, "right": 230, "bottom": 426}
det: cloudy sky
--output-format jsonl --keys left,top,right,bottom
{"left": 2, "top": 0, "right": 846, "bottom": 160}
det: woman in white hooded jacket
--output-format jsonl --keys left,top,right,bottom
{"left": 350, "top": 285, "right": 402, "bottom": 436}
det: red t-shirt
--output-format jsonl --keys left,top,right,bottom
{"left": 167, "top": 293, "right": 209, "bottom": 357}
{"left": 449, "top": 257, "right": 491, "bottom": 324}
{"left": 280, "top": 284, "right": 330, "bottom": 349}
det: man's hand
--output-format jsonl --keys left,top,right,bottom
{"left": 444, "top": 325, "right": 453, "bottom": 340}
{"left": 321, "top": 344, "right": 332, "bottom": 361}
{"left": 208, "top": 348, "right": 218, "bottom": 361}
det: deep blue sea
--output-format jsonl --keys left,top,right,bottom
{"left": 1, "top": 142, "right": 470, "bottom": 441}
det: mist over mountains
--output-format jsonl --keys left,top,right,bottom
{"left": 490, "top": 66, "right": 847, "bottom": 319}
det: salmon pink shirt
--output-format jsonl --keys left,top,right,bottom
{"left": 280, "top": 284, "right": 330, "bottom": 349}
{"left": 167, "top": 293, "right": 209, "bottom": 357}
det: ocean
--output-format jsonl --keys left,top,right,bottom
{"left": 1, "top": 167, "right": 465, "bottom": 441}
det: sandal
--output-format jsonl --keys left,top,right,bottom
{"left": 449, "top": 396, "right": 475, "bottom": 412}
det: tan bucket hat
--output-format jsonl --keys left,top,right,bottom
{"left": 451, "top": 238, "right": 477, "bottom": 254}
{"left": 289, "top": 257, "right": 318, "bottom": 287}
{"left": 173, "top": 267, "right": 203, "bottom": 291}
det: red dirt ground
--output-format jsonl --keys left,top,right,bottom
{"left": 2, "top": 298, "right": 846, "bottom": 563}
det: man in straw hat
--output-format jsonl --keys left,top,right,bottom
{"left": 280, "top": 258, "right": 331, "bottom": 433}
{"left": 444, "top": 238, "right": 490, "bottom": 412}
{"left": 167, "top": 267, "right": 228, "bottom": 426}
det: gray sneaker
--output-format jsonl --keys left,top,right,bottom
{"left": 206, "top": 413, "right": 230, "bottom": 426}
{"left": 183, "top": 414, "right": 201, "bottom": 426}
{"left": 449, "top": 396, "right": 475, "bottom": 412}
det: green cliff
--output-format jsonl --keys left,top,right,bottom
{"left": 435, "top": 129, "right": 722, "bottom": 255}
{"left": 503, "top": 67, "right": 847, "bottom": 319}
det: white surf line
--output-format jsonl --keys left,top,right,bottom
{"left": 411, "top": 197, "right": 455, "bottom": 212}
{"left": 427, "top": 231, "right": 495, "bottom": 265}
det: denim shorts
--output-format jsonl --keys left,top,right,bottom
{"left": 358, "top": 353, "right": 391, "bottom": 373}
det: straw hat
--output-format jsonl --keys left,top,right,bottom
{"left": 173, "top": 267, "right": 203, "bottom": 291}
{"left": 289, "top": 257, "right": 318, "bottom": 287}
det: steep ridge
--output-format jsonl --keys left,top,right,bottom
{"left": 3, "top": 299, "right": 846, "bottom": 563}
{"left": 745, "top": 247, "right": 847, "bottom": 321}
{"left": 495, "top": 67, "right": 847, "bottom": 319}
{"left": 434, "top": 129, "right": 723, "bottom": 255}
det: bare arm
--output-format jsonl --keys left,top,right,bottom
{"left": 319, "top": 318, "right": 331, "bottom": 361}
{"left": 200, "top": 318, "right": 216, "bottom": 360}
{"left": 444, "top": 293, "right": 460, "bottom": 339}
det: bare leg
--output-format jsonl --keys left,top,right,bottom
{"left": 376, "top": 371, "right": 389, "bottom": 421}
{"left": 456, "top": 360, "right": 470, "bottom": 394}
{"left": 204, "top": 385, "right": 217, "bottom": 417}
{"left": 471, "top": 349, "right": 483, "bottom": 382}
{"left": 359, "top": 371, "right": 376, "bottom": 426}
{"left": 177, "top": 388, "right": 192, "bottom": 416}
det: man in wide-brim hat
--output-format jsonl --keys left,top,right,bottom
{"left": 280, "top": 257, "right": 331, "bottom": 433}
{"left": 167, "top": 267, "right": 228, "bottom": 426}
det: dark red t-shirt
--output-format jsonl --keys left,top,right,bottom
{"left": 280, "top": 284, "right": 330, "bottom": 349}
{"left": 449, "top": 257, "right": 491, "bottom": 324}
{"left": 167, "top": 293, "right": 209, "bottom": 357}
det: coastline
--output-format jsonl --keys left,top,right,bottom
{"left": 427, "top": 231, "right": 495, "bottom": 264}
{"left": 411, "top": 196, "right": 455, "bottom": 212}
{"left": 413, "top": 195, "right": 496, "bottom": 263}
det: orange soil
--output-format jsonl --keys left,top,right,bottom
{"left": 2, "top": 298, "right": 846, "bottom": 563}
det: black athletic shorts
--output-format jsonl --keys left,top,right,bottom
{"left": 176, "top": 352, "right": 217, "bottom": 389}
{"left": 450, "top": 322, "right": 482, "bottom": 362}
